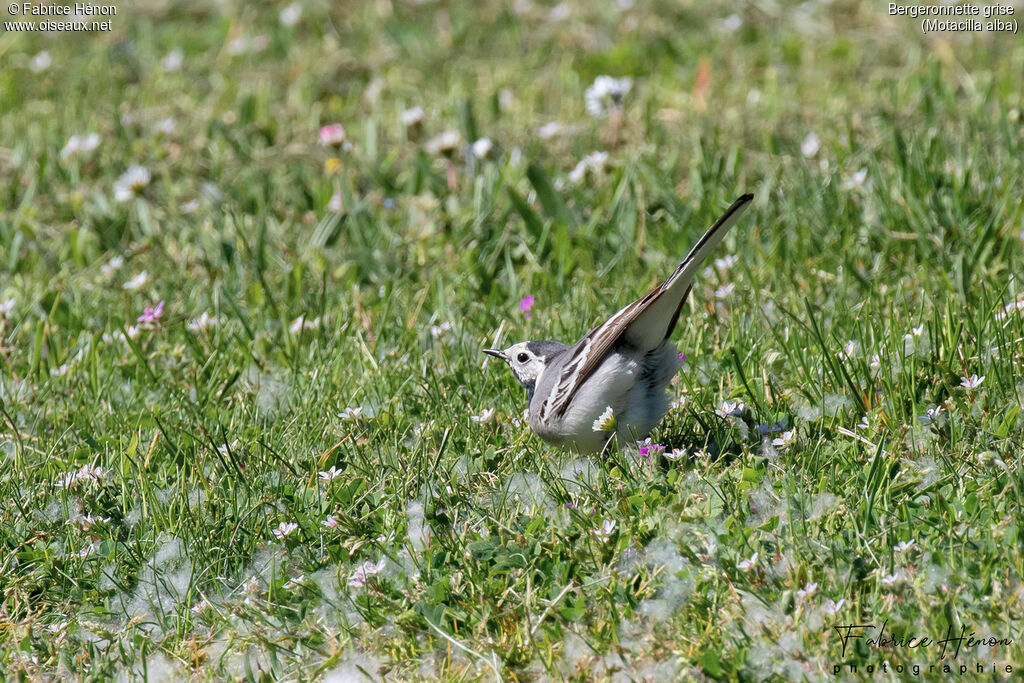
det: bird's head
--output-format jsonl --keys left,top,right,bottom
{"left": 483, "top": 340, "right": 567, "bottom": 399}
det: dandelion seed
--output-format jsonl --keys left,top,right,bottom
{"left": 801, "top": 132, "right": 820, "bottom": 158}
{"left": 716, "top": 400, "right": 746, "bottom": 418}
{"left": 796, "top": 582, "right": 818, "bottom": 599}
{"left": 917, "top": 406, "right": 943, "bottom": 424}
{"left": 425, "top": 130, "right": 462, "bottom": 157}
{"left": 318, "top": 123, "right": 346, "bottom": 147}
{"left": 162, "top": 47, "right": 184, "bottom": 72}
{"left": 338, "top": 407, "right": 363, "bottom": 421}
{"left": 0, "top": 298, "right": 15, "bottom": 318}
{"left": 100, "top": 256, "right": 124, "bottom": 277}
{"left": 137, "top": 300, "right": 164, "bottom": 324}
{"left": 894, "top": 539, "right": 916, "bottom": 553}
{"left": 592, "top": 519, "right": 616, "bottom": 540}
{"left": 122, "top": 270, "right": 148, "bottom": 291}
{"left": 592, "top": 406, "right": 616, "bottom": 432}
{"left": 960, "top": 374, "right": 984, "bottom": 390}
{"left": 60, "top": 133, "right": 101, "bottom": 159}
{"left": 273, "top": 521, "right": 299, "bottom": 539}
{"left": 471, "top": 407, "right": 495, "bottom": 423}
{"left": 187, "top": 312, "right": 218, "bottom": 331}
{"left": 322, "top": 514, "right": 340, "bottom": 530}
{"left": 348, "top": 558, "right": 386, "bottom": 587}
{"left": 471, "top": 138, "right": 493, "bottom": 159}
{"left": 823, "top": 598, "right": 845, "bottom": 615}
{"left": 736, "top": 552, "right": 758, "bottom": 571}
{"left": 584, "top": 75, "right": 632, "bottom": 118}
{"left": 771, "top": 430, "right": 795, "bottom": 448}
{"left": 113, "top": 166, "right": 151, "bottom": 202}
{"left": 30, "top": 51, "right": 52, "bottom": 73}
{"left": 318, "top": 466, "right": 343, "bottom": 482}
{"left": 279, "top": 2, "right": 302, "bottom": 26}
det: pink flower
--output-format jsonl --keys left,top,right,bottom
{"left": 319, "top": 124, "right": 346, "bottom": 146}
{"left": 137, "top": 300, "right": 164, "bottom": 323}
{"left": 520, "top": 294, "right": 535, "bottom": 319}
{"left": 677, "top": 353, "right": 687, "bottom": 362}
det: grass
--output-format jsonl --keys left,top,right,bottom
{"left": 2, "top": 1, "right": 1024, "bottom": 680}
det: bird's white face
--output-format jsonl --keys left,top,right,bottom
{"left": 488, "top": 342, "right": 548, "bottom": 387}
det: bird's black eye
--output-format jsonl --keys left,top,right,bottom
{"left": 516, "top": 352, "right": 529, "bottom": 363}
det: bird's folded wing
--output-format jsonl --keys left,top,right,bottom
{"left": 540, "top": 193, "right": 753, "bottom": 421}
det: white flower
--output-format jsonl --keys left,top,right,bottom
{"left": 592, "top": 519, "right": 616, "bottom": 540}
{"left": 823, "top": 598, "right": 845, "bottom": 615}
{"left": 0, "top": 298, "right": 15, "bottom": 318}
{"left": 289, "top": 315, "right": 319, "bottom": 333}
{"left": 894, "top": 539, "right": 916, "bottom": 553}
{"left": 273, "top": 521, "right": 299, "bottom": 539}
{"left": 722, "top": 13, "right": 742, "bottom": 32}
{"left": 736, "top": 552, "right": 758, "bottom": 571}
{"left": 187, "top": 312, "right": 218, "bottom": 331}
{"left": 537, "top": 121, "right": 565, "bottom": 139}
{"left": 100, "top": 256, "right": 124, "bottom": 277}
{"left": 995, "top": 299, "right": 1024, "bottom": 321}
{"left": 162, "top": 48, "right": 184, "bottom": 72}
{"left": 279, "top": 2, "right": 302, "bottom": 26}
{"left": 50, "top": 363, "right": 70, "bottom": 377}
{"left": 338, "top": 406, "right": 363, "bottom": 421}
{"left": 318, "top": 466, "right": 343, "bottom": 482}
{"left": 715, "top": 400, "right": 746, "bottom": 418}
{"left": 400, "top": 106, "right": 425, "bottom": 127}
{"left": 694, "top": 448, "right": 712, "bottom": 459}
{"left": 881, "top": 572, "right": 901, "bottom": 586}
{"left": 430, "top": 321, "right": 452, "bottom": 338}
{"left": 122, "top": 270, "right": 148, "bottom": 291}
{"left": 30, "top": 51, "right": 52, "bottom": 73}
{"left": 218, "top": 439, "right": 239, "bottom": 455}
{"left": 841, "top": 340, "right": 857, "bottom": 359}
{"left": 584, "top": 75, "right": 632, "bottom": 117}
{"left": 57, "top": 464, "right": 104, "bottom": 488}
{"left": 154, "top": 117, "right": 176, "bottom": 135}
{"left": 917, "top": 406, "right": 943, "bottom": 424}
{"left": 796, "top": 582, "right": 818, "bottom": 599}
{"left": 284, "top": 574, "right": 305, "bottom": 590}
{"left": 771, "top": 430, "right": 795, "bottom": 448}
{"left": 471, "top": 138, "right": 493, "bottom": 159}
{"left": 322, "top": 514, "right": 340, "bottom": 530}
{"left": 801, "top": 132, "right": 820, "bottom": 158}
{"left": 60, "top": 133, "right": 101, "bottom": 159}
{"left": 471, "top": 407, "right": 495, "bottom": 423}
{"left": 113, "top": 166, "right": 151, "bottom": 202}
{"left": 714, "top": 254, "right": 739, "bottom": 272}
{"left": 714, "top": 283, "right": 735, "bottom": 299}
{"left": 425, "top": 130, "right": 462, "bottom": 156}
{"left": 672, "top": 395, "right": 686, "bottom": 410}
{"left": 960, "top": 374, "right": 984, "bottom": 390}
{"left": 842, "top": 167, "right": 868, "bottom": 191}
{"left": 568, "top": 151, "right": 609, "bottom": 184}
{"left": 327, "top": 191, "right": 343, "bottom": 212}
{"left": 664, "top": 447, "right": 687, "bottom": 461}
{"left": 591, "top": 406, "right": 616, "bottom": 432}
{"left": 549, "top": 2, "right": 570, "bottom": 21}
{"left": 870, "top": 354, "right": 882, "bottom": 371}
{"left": 911, "top": 324, "right": 925, "bottom": 337}
{"left": 348, "top": 558, "right": 386, "bottom": 587}
{"left": 70, "top": 513, "right": 110, "bottom": 531}
{"left": 181, "top": 198, "right": 200, "bottom": 214}
{"left": 413, "top": 420, "right": 435, "bottom": 436}
{"left": 856, "top": 415, "right": 870, "bottom": 431}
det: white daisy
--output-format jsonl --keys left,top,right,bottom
{"left": 584, "top": 75, "right": 632, "bottom": 118}
{"left": 591, "top": 406, "right": 616, "bottom": 432}
{"left": 113, "top": 166, "right": 151, "bottom": 202}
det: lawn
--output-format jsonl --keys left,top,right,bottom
{"left": 2, "top": 1, "right": 1024, "bottom": 680}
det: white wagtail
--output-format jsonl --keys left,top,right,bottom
{"left": 484, "top": 193, "right": 753, "bottom": 453}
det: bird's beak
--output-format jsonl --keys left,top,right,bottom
{"left": 483, "top": 348, "right": 506, "bottom": 360}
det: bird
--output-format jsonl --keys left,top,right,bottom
{"left": 484, "top": 193, "right": 754, "bottom": 453}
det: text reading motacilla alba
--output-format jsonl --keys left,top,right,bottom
{"left": 888, "top": 3, "right": 1018, "bottom": 33}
